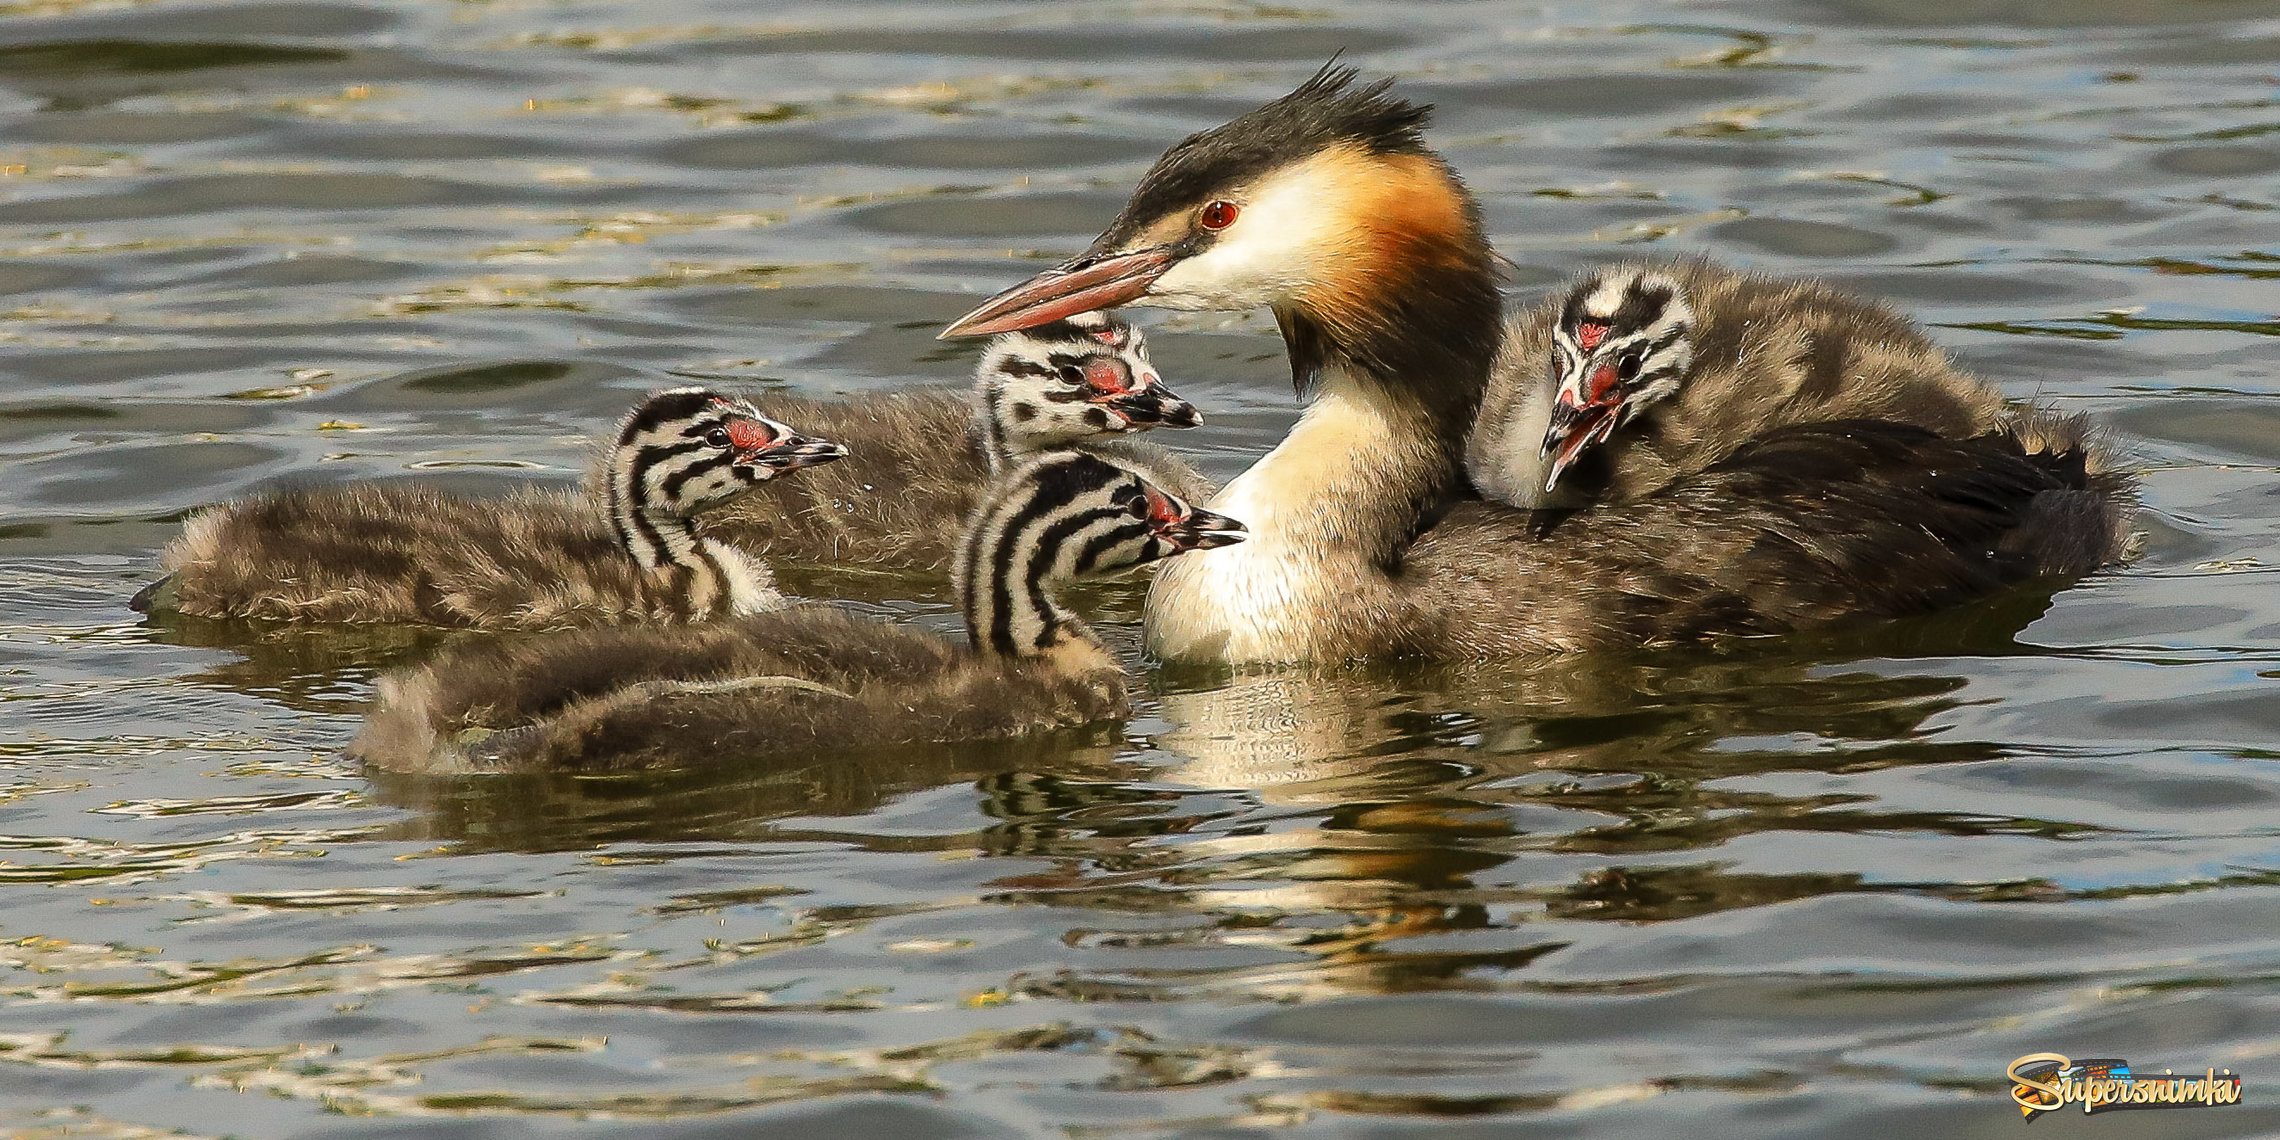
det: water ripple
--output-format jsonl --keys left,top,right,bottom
{"left": 2, "top": 0, "right": 2278, "bottom": 1135}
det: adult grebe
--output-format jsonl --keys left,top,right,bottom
{"left": 941, "top": 66, "right": 2132, "bottom": 663}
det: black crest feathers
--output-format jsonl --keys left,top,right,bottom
{"left": 1268, "top": 62, "right": 1434, "bottom": 157}
{"left": 1101, "top": 63, "right": 1435, "bottom": 240}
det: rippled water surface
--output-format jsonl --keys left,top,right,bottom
{"left": 6, "top": 0, "right": 2280, "bottom": 1135}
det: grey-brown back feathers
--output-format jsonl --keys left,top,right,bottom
{"left": 1470, "top": 259, "right": 2022, "bottom": 508}
{"left": 1414, "top": 419, "right": 2134, "bottom": 660}
{"left": 352, "top": 457, "right": 1243, "bottom": 771}
{"left": 348, "top": 608, "right": 1134, "bottom": 772}
{"left": 145, "top": 387, "right": 837, "bottom": 629}
{"left": 704, "top": 315, "right": 1213, "bottom": 575}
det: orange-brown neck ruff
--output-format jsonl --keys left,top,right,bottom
{"left": 1145, "top": 153, "right": 1502, "bottom": 664}
{"left": 1276, "top": 147, "right": 1499, "bottom": 465}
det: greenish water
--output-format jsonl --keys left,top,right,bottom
{"left": 3, "top": 1, "right": 2279, "bottom": 1136}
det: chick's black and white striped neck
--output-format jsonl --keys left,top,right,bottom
{"left": 955, "top": 451, "right": 1240, "bottom": 656}
{"left": 605, "top": 387, "right": 837, "bottom": 618}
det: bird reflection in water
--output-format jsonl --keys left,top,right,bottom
{"left": 359, "top": 585, "right": 2066, "bottom": 1005}
{"left": 983, "top": 588, "right": 2064, "bottom": 1003}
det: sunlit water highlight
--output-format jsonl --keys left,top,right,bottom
{"left": 3, "top": 1, "right": 2280, "bottom": 1136}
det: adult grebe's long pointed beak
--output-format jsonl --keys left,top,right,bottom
{"left": 939, "top": 247, "right": 1175, "bottom": 339}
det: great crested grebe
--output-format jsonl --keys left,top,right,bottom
{"left": 940, "top": 66, "right": 2133, "bottom": 663}
{"left": 348, "top": 452, "right": 1245, "bottom": 771}
{"left": 136, "top": 388, "right": 845, "bottom": 630}
{"left": 1465, "top": 260, "right": 2105, "bottom": 508}
{"left": 705, "top": 311, "right": 1210, "bottom": 574}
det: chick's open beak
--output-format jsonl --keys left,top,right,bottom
{"left": 1539, "top": 399, "right": 1622, "bottom": 493}
{"left": 1161, "top": 506, "right": 1247, "bottom": 553}
{"left": 742, "top": 434, "right": 848, "bottom": 473}
{"left": 940, "top": 247, "right": 1175, "bottom": 339}
{"left": 1105, "top": 384, "right": 1203, "bottom": 430}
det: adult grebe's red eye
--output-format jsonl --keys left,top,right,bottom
{"left": 1199, "top": 200, "right": 1238, "bottom": 231}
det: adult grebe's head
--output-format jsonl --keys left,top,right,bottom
{"left": 943, "top": 65, "right": 1498, "bottom": 409}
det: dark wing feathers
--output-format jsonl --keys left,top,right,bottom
{"left": 1414, "top": 419, "right": 2130, "bottom": 656}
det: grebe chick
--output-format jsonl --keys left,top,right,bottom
{"left": 1468, "top": 261, "right": 2037, "bottom": 508}
{"left": 349, "top": 452, "right": 1244, "bottom": 771}
{"left": 705, "top": 311, "right": 1212, "bottom": 574}
{"left": 137, "top": 388, "right": 845, "bottom": 630}
{"left": 940, "top": 66, "right": 2134, "bottom": 663}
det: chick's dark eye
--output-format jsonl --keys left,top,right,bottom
{"left": 1057, "top": 364, "right": 1088, "bottom": 386}
{"left": 1616, "top": 351, "right": 1643, "bottom": 382}
{"left": 1199, "top": 200, "right": 1238, "bottom": 230}
{"left": 705, "top": 428, "right": 732, "bottom": 448}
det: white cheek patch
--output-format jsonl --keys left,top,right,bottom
{"left": 1144, "top": 166, "right": 1350, "bottom": 311}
